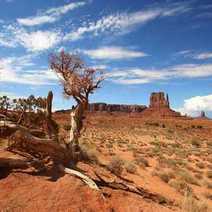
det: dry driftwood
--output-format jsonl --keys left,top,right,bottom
{"left": 94, "top": 171, "right": 172, "bottom": 205}
{"left": 59, "top": 165, "right": 99, "bottom": 190}
{"left": 8, "top": 128, "right": 73, "bottom": 166}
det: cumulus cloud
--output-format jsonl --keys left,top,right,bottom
{"left": 17, "top": 1, "right": 86, "bottom": 26}
{"left": 65, "top": 3, "right": 191, "bottom": 41}
{"left": 176, "top": 94, "right": 212, "bottom": 116}
{"left": 82, "top": 46, "right": 148, "bottom": 60}
{"left": 108, "top": 63, "right": 212, "bottom": 84}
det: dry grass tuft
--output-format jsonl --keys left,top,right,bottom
{"left": 107, "top": 156, "right": 125, "bottom": 175}
{"left": 181, "top": 193, "right": 209, "bottom": 212}
{"left": 125, "top": 162, "right": 137, "bottom": 174}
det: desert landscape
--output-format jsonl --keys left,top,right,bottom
{"left": 1, "top": 0, "right": 212, "bottom": 211}
{"left": 0, "top": 91, "right": 212, "bottom": 212}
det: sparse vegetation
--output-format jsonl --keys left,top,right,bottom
{"left": 107, "top": 156, "right": 125, "bottom": 175}
{"left": 191, "top": 138, "right": 201, "bottom": 147}
{"left": 178, "top": 170, "right": 200, "bottom": 186}
{"left": 181, "top": 193, "right": 209, "bottom": 212}
{"left": 134, "top": 156, "right": 149, "bottom": 168}
{"left": 80, "top": 144, "right": 99, "bottom": 164}
{"left": 168, "top": 179, "right": 192, "bottom": 194}
{"left": 125, "top": 161, "right": 137, "bottom": 174}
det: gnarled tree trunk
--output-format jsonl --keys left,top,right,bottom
{"left": 66, "top": 100, "right": 87, "bottom": 162}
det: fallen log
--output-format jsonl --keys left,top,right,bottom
{"left": 8, "top": 129, "right": 73, "bottom": 166}
{"left": 0, "top": 158, "right": 29, "bottom": 169}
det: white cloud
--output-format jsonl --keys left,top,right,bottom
{"left": 17, "top": 16, "right": 56, "bottom": 27}
{"left": 17, "top": 1, "right": 86, "bottom": 26}
{"left": 65, "top": 3, "right": 191, "bottom": 41}
{"left": 0, "top": 56, "right": 58, "bottom": 85}
{"left": 91, "top": 64, "right": 108, "bottom": 70}
{"left": 108, "top": 63, "right": 212, "bottom": 84}
{"left": 176, "top": 50, "right": 212, "bottom": 60}
{"left": 0, "top": 24, "right": 61, "bottom": 51}
{"left": 0, "top": 36, "right": 16, "bottom": 47}
{"left": 17, "top": 30, "right": 61, "bottom": 52}
{"left": 82, "top": 46, "right": 148, "bottom": 60}
{"left": 193, "top": 52, "right": 212, "bottom": 60}
{"left": 176, "top": 94, "right": 212, "bottom": 116}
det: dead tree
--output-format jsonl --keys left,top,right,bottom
{"left": 45, "top": 91, "right": 58, "bottom": 142}
{"left": 46, "top": 91, "right": 53, "bottom": 118}
{"left": 50, "top": 51, "right": 104, "bottom": 157}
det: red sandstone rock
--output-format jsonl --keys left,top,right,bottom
{"left": 142, "top": 92, "right": 181, "bottom": 118}
{"left": 88, "top": 103, "right": 147, "bottom": 113}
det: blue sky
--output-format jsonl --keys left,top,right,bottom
{"left": 0, "top": 0, "right": 212, "bottom": 117}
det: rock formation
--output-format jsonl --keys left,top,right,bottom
{"left": 198, "top": 111, "right": 209, "bottom": 119}
{"left": 200, "top": 111, "right": 206, "bottom": 118}
{"left": 149, "top": 92, "right": 169, "bottom": 109}
{"left": 88, "top": 103, "right": 147, "bottom": 113}
{"left": 56, "top": 92, "right": 182, "bottom": 118}
{"left": 142, "top": 92, "right": 181, "bottom": 118}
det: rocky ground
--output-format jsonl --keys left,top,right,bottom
{"left": 0, "top": 112, "right": 212, "bottom": 211}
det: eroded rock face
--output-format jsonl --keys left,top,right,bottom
{"left": 149, "top": 92, "right": 169, "bottom": 109}
{"left": 142, "top": 92, "right": 181, "bottom": 118}
{"left": 88, "top": 103, "right": 147, "bottom": 113}
{"left": 200, "top": 111, "right": 206, "bottom": 118}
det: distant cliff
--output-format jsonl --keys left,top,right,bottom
{"left": 55, "top": 92, "right": 183, "bottom": 117}
{"left": 88, "top": 103, "right": 147, "bottom": 113}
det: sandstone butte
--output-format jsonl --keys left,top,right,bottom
{"left": 88, "top": 92, "right": 182, "bottom": 118}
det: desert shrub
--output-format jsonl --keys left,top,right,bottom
{"left": 168, "top": 179, "right": 192, "bottom": 194}
{"left": 179, "top": 170, "right": 200, "bottom": 186}
{"left": 108, "top": 156, "right": 124, "bottom": 175}
{"left": 167, "top": 128, "right": 174, "bottom": 134}
{"left": 191, "top": 138, "right": 201, "bottom": 147}
{"left": 181, "top": 193, "right": 209, "bottom": 212}
{"left": 80, "top": 145, "right": 99, "bottom": 164}
{"left": 134, "top": 156, "right": 149, "bottom": 168}
{"left": 125, "top": 162, "right": 137, "bottom": 174}
{"left": 157, "top": 171, "right": 175, "bottom": 183}
{"left": 158, "top": 157, "right": 178, "bottom": 168}
{"left": 206, "top": 170, "right": 212, "bottom": 179}
{"left": 196, "top": 162, "right": 205, "bottom": 169}
{"left": 161, "top": 123, "right": 166, "bottom": 128}
{"left": 196, "top": 125, "right": 203, "bottom": 129}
